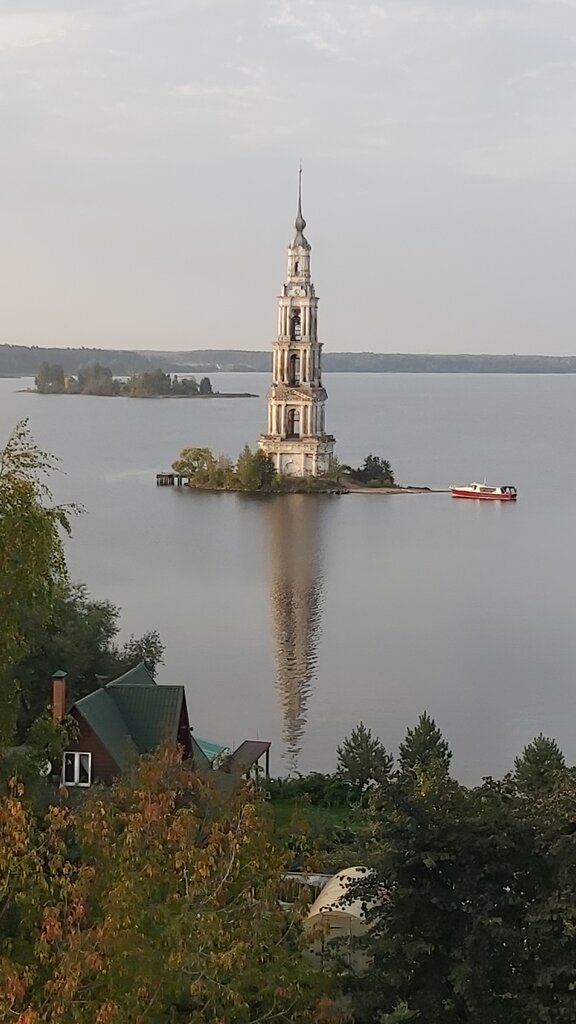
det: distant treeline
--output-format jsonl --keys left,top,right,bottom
{"left": 35, "top": 362, "right": 213, "bottom": 398}
{"left": 4, "top": 343, "right": 576, "bottom": 375}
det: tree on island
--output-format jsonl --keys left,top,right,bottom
{"left": 172, "top": 446, "right": 217, "bottom": 482}
{"left": 34, "top": 362, "right": 215, "bottom": 398}
{"left": 35, "top": 362, "right": 65, "bottom": 393}
{"left": 171, "top": 444, "right": 277, "bottom": 491}
{"left": 78, "top": 362, "right": 117, "bottom": 396}
{"left": 127, "top": 368, "right": 172, "bottom": 396}
{"left": 170, "top": 373, "right": 200, "bottom": 396}
{"left": 236, "top": 444, "right": 276, "bottom": 490}
{"left": 342, "top": 453, "right": 395, "bottom": 487}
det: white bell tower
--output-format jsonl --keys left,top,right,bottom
{"left": 258, "top": 171, "right": 335, "bottom": 476}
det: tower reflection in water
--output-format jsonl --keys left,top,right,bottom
{"left": 265, "top": 494, "right": 325, "bottom": 770}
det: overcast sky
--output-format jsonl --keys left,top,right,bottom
{"left": 1, "top": 0, "right": 575, "bottom": 354}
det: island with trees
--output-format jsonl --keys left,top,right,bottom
{"left": 32, "top": 362, "right": 256, "bottom": 399}
{"left": 169, "top": 445, "right": 432, "bottom": 495}
{"left": 170, "top": 445, "right": 402, "bottom": 494}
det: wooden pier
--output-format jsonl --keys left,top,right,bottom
{"left": 156, "top": 473, "right": 190, "bottom": 487}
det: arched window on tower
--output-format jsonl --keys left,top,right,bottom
{"left": 286, "top": 408, "right": 300, "bottom": 438}
{"left": 290, "top": 310, "right": 301, "bottom": 341}
{"left": 289, "top": 353, "right": 301, "bottom": 386}
{"left": 294, "top": 260, "right": 300, "bottom": 274}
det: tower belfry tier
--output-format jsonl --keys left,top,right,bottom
{"left": 258, "top": 172, "right": 335, "bottom": 476}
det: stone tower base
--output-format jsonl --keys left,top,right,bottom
{"left": 258, "top": 435, "right": 335, "bottom": 477}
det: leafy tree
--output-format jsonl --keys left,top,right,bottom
{"left": 361, "top": 454, "right": 394, "bottom": 485}
{"left": 398, "top": 711, "right": 452, "bottom": 780}
{"left": 35, "top": 362, "right": 65, "bottom": 393}
{"left": 16, "top": 584, "right": 165, "bottom": 739}
{"left": 514, "top": 733, "right": 566, "bottom": 793}
{"left": 78, "top": 362, "right": 117, "bottom": 396}
{"left": 0, "top": 421, "right": 75, "bottom": 746}
{"left": 336, "top": 722, "right": 393, "bottom": 790}
{"left": 210, "top": 453, "right": 235, "bottom": 487}
{"left": 171, "top": 374, "right": 200, "bottom": 396}
{"left": 236, "top": 445, "right": 276, "bottom": 490}
{"left": 236, "top": 444, "right": 259, "bottom": 489}
{"left": 113, "top": 629, "right": 164, "bottom": 680}
{"left": 199, "top": 375, "right": 213, "bottom": 394}
{"left": 171, "top": 446, "right": 216, "bottom": 481}
{"left": 346, "top": 773, "right": 546, "bottom": 1024}
{"left": 343, "top": 454, "right": 395, "bottom": 486}
{"left": 127, "top": 368, "right": 172, "bottom": 396}
{"left": 0, "top": 749, "right": 333, "bottom": 1024}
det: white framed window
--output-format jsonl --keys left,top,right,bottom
{"left": 62, "top": 751, "right": 92, "bottom": 787}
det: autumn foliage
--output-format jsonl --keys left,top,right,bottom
{"left": 0, "top": 750, "right": 333, "bottom": 1024}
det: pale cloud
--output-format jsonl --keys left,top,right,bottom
{"left": 0, "top": 0, "right": 575, "bottom": 352}
{"left": 461, "top": 132, "right": 576, "bottom": 180}
{"left": 0, "top": 12, "right": 78, "bottom": 49}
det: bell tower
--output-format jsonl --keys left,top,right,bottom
{"left": 258, "top": 170, "right": 335, "bottom": 476}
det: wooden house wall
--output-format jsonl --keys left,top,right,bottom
{"left": 68, "top": 709, "right": 121, "bottom": 785}
{"left": 177, "top": 699, "right": 193, "bottom": 761}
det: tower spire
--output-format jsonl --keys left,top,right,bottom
{"left": 294, "top": 164, "right": 307, "bottom": 244}
{"left": 258, "top": 177, "right": 335, "bottom": 478}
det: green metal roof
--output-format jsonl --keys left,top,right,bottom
{"left": 107, "top": 663, "right": 156, "bottom": 687}
{"left": 72, "top": 663, "right": 186, "bottom": 769}
{"left": 74, "top": 687, "right": 139, "bottom": 771}
{"left": 196, "top": 738, "right": 228, "bottom": 762}
{"left": 110, "top": 685, "right": 184, "bottom": 753}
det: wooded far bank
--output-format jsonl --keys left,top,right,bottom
{"left": 3, "top": 344, "right": 576, "bottom": 376}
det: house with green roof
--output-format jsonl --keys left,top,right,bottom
{"left": 56, "top": 663, "right": 271, "bottom": 789}
{"left": 61, "top": 662, "right": 203, "bottom": 788}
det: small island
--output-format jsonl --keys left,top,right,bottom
{"left": 30, "top": 362, "right": 256, "bottom": 399}
{"left": 161, "top": 446, "right": 426, "bottom": 495}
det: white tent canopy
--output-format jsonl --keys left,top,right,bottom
{"left": 303, "top": 866, "right": 373, "bottom": 971}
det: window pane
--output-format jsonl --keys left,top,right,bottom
{"left": 78, "top": 754, "right": 90, "bottom": 785}
{"left": 63, "top": 753, "right": 75, "bottom": 784}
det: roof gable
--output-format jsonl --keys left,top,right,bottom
{"left": 70, "top": 663, "right": 189, "bottom": 768}
{"left": 73, "top": 688, "right": 139, "bottom": 771}
{"left": 107, "top": 662, "right": 156, "bottom": 687}
{"left": 110, "top": 685, "right": 184, "bottom": 752}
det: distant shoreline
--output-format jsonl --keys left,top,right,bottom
{"left": 19, "top": 389, "right": 258, "bottom": 399}
{"left": 4, "top": 344, "right": 576, "bottom": 377}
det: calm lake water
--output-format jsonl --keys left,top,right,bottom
{"left": 2, "top": 372, "right": 576, "bottom": 781}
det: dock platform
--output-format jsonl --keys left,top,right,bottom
{"left": 156, "top": 473, "right": 190, "bottom": 486}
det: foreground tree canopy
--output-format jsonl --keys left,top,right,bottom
{"left": 330, "top": 718, "right": 576, "bottom": 1024}
{"left": 0, "top": 421, "right": 75, "bottom": 746}
{"left": 0, "top": 749, "right": 332, "bottom": 1024}
{"left": 0, "top": 422, "right": 164, "bottom": 749}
